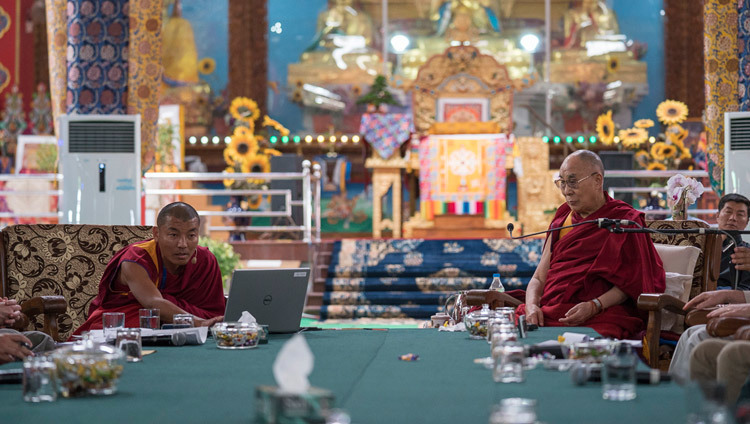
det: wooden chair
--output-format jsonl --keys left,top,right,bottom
{"left": 0, "top": 224, "right": 153, "bottom": 341}
{"left": 637, "top": 220, "right": 722, "bottom": 369}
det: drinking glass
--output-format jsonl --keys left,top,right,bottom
{"left": 601, "top": 342, "right": 637, "bottom": 401}
{"left": 686, "top": 380, "right": 732, "bottom": 424}
{"left": 489, "top": 398, "right": 537, "bottom": 424}
{"left": 116, "top": 328, "right": 142, "bottom": 362}
{"left": 139, "top": 308, "right": 160, "bottom": 330}
{"left": 173, "top": 314, "right": 194, "bottom": 327}
{"left": 493, "top": 342, "right": 525, "bottom": 383}
{"left": 102, "top": 312, "right": 125, "bottom": 339}
{"left": 22, "top": 355, "right": 57, "bottom": 402}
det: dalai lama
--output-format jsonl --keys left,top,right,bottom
{"left": 514, "top": 150, "right": 665, "bottom": 339}
{"left": 73, "top": 202, "right": 225, "bottom": 335}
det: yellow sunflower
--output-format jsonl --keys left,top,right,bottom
{"left": 666, "top": 124, "right": 688, "bottom": 149}
{"left": 227, "top": 133, "right": 258, "bottom": 164}
{"left": 634, "top": 119, "right": 654, "bottom": 129}
{"left": 596, "top": 110, "right": 616, "bottom": 145}
{"left": 679, "top": 147, "right": 693, "bottom": 160}
{"left": 242, "top": 154, "right": 271, "bottom": 185}
{"left": 647, "top": 162, "right": 666, "bottom": 171}
{"left": 246, "top": 194, "right": 263, "bottom": 210}
{"left": 234, "top": 125, "right": 253, "bottom": 138}
{"left": 606, "top": 56, "right": 620, "bottom": 74}
{"left": 223, "top": 166, "right": 236, "bottom": 188}
{"left": 198, "top": 57, "right": 216, "bottom": 75}
{"left": 262, "top": 115, "right": 290, "bottom": 137}
{"left": 229, "top": 97, "right": 261, "bottom": 123}
{"left": 264, "top": 148, "right": 282, "bottom": 156}
{"left": 656, "top": 100, "right": 688, "bottom": 125}
{"left": 650, "top": 142, "right": 668, "bottom": 160}
{"left": 661, "top": 144, "right": 677, "bottom": 158}
{"left": 618, "top": 127, "right": 648, "bottom": 148}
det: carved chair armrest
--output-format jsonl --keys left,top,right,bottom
{"left": 465, "top": 290, "right": 523, "bottom": 310}
{"left": 637, "top": 293, "right": 687, "bottom": 369}
{"left": 707, "top": 317, "right": 750, "bottom": 337}
{"left": 20, "top": 296, "right": 67, "bottom": 342}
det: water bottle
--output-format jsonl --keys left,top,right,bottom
{"left": 490, "top": 273, "right": 505, "bottom": 292}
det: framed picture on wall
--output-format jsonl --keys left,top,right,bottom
{"left": 157, "top": 104, "right": 185, "bottom": 171}
{"left": 437, "top": 97, "right": 490, "bottom": 123}
{"left": 15, "top": 135, "right": 57, "bottom": 174}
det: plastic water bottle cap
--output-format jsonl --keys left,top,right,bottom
{"left": 493, "top": 274, "right": 500, "bottom": 278}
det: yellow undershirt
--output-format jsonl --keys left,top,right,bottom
{"left": 558, "top": 212, "right": 574, "bottom": 239}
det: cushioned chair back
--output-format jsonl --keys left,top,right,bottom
{"left": 646, "top": 220, "right": 721, "bottom": 299}
{"left": 0, "top": 225, "right": 153, "bottom": 340}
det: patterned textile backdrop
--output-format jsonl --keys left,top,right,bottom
{"left": 739, "top": 1, "right": 750, "bottom": 111}
{"left": 322, "top": 238, "right": 543, "bottom": 319}
{"left": 419, "top": 134, "right": 513, "bottom": 220}
{"left": 704, "top": 0, "right": 739, "bottom": 195}
{"left": 127, "top": 0, "right": 163, "bottom": 166}
{"left": 0, "top": 3, "right": 13, "bottom": 96}
{"left": 66, "top": 0, "right": 129, "bottom": 114}
{"left": 3, "top": 225, "right": 153, "bottom": 341}
{"left": 45, "top": 0, "right": 67, "bottom": 136}
{"left": 664, "top": 0, "right": 705, "bottom": 118}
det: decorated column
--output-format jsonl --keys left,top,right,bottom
{"left": 127, "top": 0, "right": 163, "bottom": 167}
{"left": 704, "top": 0, "right": 739, "bottom": 195}
{"left": 45, "top": 0, "right": 67, "bottom": 137}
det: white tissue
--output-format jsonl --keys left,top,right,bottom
{"left": 438, "top": 322, "right": 467, "bottom": 332}
{"left": 560, "top": 332, "right": 591, "bottom": 345}
{"left": 238, "top": 311, "right": 257, "bottom": 324}
{"left": 273, "top": 334, "right": 314, "bottom": 394}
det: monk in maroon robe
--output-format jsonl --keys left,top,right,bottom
{"left": 73, "top": 202, "right": 225, "bottom": 336}
{"left": 514, "top": 151, "right": 665, "bottom": 339}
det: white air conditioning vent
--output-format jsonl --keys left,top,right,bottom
{"left": 725, "top": 112, "right": 750, "bottom": 195}
{"left": 68, "top": 120, "right": 136, "bottom": 153}
{"left": 60, "top": 114, "right": 141, "bottom": 225}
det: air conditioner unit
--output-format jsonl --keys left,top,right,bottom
{"left": 60, "top": 114, "right": 141, "bottom": 224}
{"left": 725, "top": 112, "right": 750, "bottom": 195}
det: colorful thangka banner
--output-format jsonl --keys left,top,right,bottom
{"left": 418, "top": 134, "right": 513, "bottom": 220}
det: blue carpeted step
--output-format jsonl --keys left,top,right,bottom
{"left": 320, "top": 305, "right": 443, "bottom": 320}
{"left": 324, "top": 291, "right": 451, "bottom": 306}
{"left": 324, "top": 277, "right": 531, "bottom": 292}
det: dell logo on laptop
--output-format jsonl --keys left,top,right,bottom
{"left": 263, "top": 295, "right": 273, "bottom": 305}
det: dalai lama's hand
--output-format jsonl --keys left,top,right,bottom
{"left": 195, "top": 315, "right": 224, "bottom": 328}
{"left": 558, "top": 301, "right": 597, "bottom": 326}
{"left": 525, "top": 304, "right": 544, "bottom": 326}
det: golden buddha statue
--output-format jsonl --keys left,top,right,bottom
{"left": 288, "top": 0, "right": 384, "bottom": 87}
{"left": 430, "top": 0, "right": 502, "bottom": 37}
{"left": 562, "top": 0, "right": 621, "bottom": 49}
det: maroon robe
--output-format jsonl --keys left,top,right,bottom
{"left": 72, "top": 239, "right": 226, "bottom": 336}
{"left": 514, "top": 193, "right": 665, "bottom": 339}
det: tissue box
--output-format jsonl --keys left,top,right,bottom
{"left": 255, "top": 385, "right": 335, "bottom": 424}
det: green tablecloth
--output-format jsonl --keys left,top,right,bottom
{"left": 0, "top": 328, "right": 686, "bottom": 423}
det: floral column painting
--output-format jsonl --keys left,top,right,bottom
{"left": 45, "top": 0, "right": 67, "bottom": 137}
{"left": 127, "top": 0, "right": 163, "bottom": 167}
{"left": 704, "top": 0, "right": 739, "bottom": 196}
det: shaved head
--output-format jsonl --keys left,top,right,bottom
{"left": 563, "top": 150, "right": 605, "bottom": 175}
{"left": 157, "top": 202, "right": 200, "bottom": 227}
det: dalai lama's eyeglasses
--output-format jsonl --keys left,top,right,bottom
{"left": 554, "top": 172, "right": 598, "bottom": 190}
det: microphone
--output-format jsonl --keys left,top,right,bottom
{"left": 570, "top": 363, "right": 670, "bottom": 386}
{"left": 141, "top": 332, "right": 187, "bottom": 346}
{"left": 596, "top": 218, "right": 640, "bottom": 229}
{"left": 507, "top": 218, "right": 633, "bottom": 240}
{"left": 506, "top": 223, "right": 514, "bottom": 238}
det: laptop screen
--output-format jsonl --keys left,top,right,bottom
{"left": 224, "top": 268, "right": 310, "bottom": 333}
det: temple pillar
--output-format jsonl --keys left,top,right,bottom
{"left": 45, "top": 0, "right": 66, "bottom": 137}
{"left": 228, "top": 0, "right": 267, "bottom": 115}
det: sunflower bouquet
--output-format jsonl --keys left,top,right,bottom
{"left": 595, "top": 99, "right": 693, "bottom": 171}
{"left": 223, "top": 97, "right": 287, "bottom": 210}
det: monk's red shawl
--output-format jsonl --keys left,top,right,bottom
{"left": 514, "top": 193, "right": 665, "bottom": 339}
{"left": 72, "top": 239, "right": 226, "bottom": 335}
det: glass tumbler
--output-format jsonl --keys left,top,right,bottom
{"left": 23, "top": 355, "right": 57, "bottom": 403}
{"left": 493, "top": 341, "right": 525, "bottom": 383}
{"left": 602, "top": 342, "right": 637, "bottom": 401}
{"left": 116, "top": 328, "right": 142, "bottom": 362}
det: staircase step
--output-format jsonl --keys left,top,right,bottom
{"left": 321, "top": 305, "right": 440, "bottom": 319}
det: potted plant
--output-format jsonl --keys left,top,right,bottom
{"left": 356, "top": 75, "right": 401, "bottom": 113}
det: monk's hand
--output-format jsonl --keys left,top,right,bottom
{"left": 732, "top": 246, "right": 750, "bottom": 271}
{"left": 525, "top": 304, "right": 544, "bottom": 326}
{"left": 195, "top": 315, "right": 224, "bottom": 328}
{"left": 0, "top": 300, "right": 21, "bottom": 327}
{"left": 684, "top": 290, "right": 744, "bottom": 310}
{"left": 0, "top": 333, "right": 32, "bottom": 364}
{"left": 706, "top": 304, "right": 750, "bottom": 319}
{"left": 559, "top": 302, "right": 597, "bottom": 326}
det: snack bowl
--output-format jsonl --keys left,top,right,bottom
{"left": 566, "top": 339, "right": 614, "bottom": 362}
{"left": 464, "top": 304, "right": 493, "bottom": 340}
{"left": 52, "top": 338, "right": 125, "bottom": 397}
{"left": 211, "top": 321, "right": 260, "bottom": 349}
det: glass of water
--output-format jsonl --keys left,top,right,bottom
{"left": 173, "top": 314, "right": 195, "bottom": 327}
{"left": 493, "top": 341, "right": 525, "bottom": 383}
{"left": 602, "top": 342, "right": 637, "bottom": 401}
{"left": 102, "top": 312, "right": 125, "bottom": 339}
{"left": 116, "top": 328, "right": 142, "bottom": 362}
{"left": 23, "top": 355, "right": 57, "bottom": 402}
{"left": 139, "top": 308, "right": 160, "bottom": 330}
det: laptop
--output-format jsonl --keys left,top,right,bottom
{"left": 224, "top": 268, "right": 310, "bottom": 333}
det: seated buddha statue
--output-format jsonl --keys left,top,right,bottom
{"left": 431, "top": 0, "right": 502, "bottom": 37}
{"left": 562, "top": 0, "right": 621, "bottom": 49}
